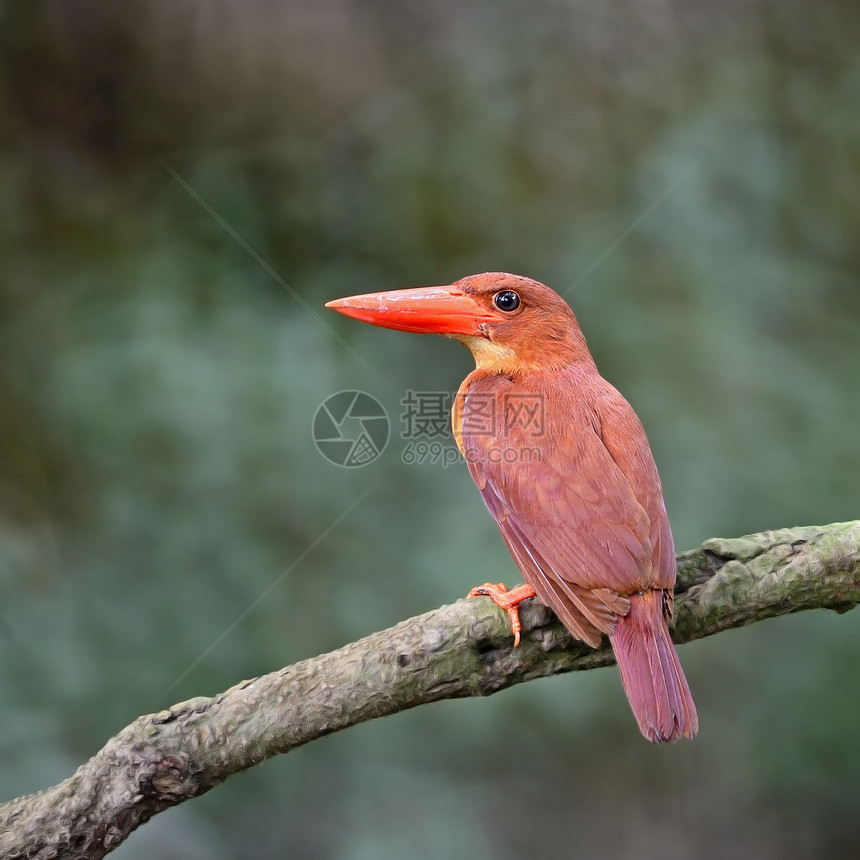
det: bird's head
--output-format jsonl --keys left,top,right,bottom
{"left": 326, "top": 272, "right": 592, "bottom": 373}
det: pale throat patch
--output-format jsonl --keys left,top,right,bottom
{"left": 455, "top": 335, "right": 518, "bottom": 372}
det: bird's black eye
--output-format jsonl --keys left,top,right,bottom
{"left": 494, "top": 291, "right": 520, "bottom": 312}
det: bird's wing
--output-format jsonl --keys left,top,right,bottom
{"left": 461, "top": 373, "right": 670, "bottom": 645}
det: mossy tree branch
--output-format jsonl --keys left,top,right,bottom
{"left": 2, "top": 522, "right": 859, "bottom": 859}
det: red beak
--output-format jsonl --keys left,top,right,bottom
{"left": 325, "top": 286, "right": 495, "bottom": 336}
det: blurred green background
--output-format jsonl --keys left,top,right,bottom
{"left": 2, "top": 2, "right": 859, "bottom": 857}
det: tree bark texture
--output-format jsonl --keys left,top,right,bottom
{"left": 1, "top": 522, "right": 858, "bottom": 859}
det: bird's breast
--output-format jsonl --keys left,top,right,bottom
{"left": 454, "top": 369, "right": 566, "bottom": 463}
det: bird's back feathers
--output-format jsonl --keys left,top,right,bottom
{"left": 458, "top": 363, "right": 696, "bottom": 740}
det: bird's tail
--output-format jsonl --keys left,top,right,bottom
{"left": 609, "top": 588, "right": 698, "bottom": 743}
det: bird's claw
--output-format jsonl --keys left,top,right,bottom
{"left": 467, "top": 581, "right": 536, "bottom": 647}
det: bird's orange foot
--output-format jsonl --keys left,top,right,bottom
{"left": 467, "top": 582, "right": 537, "bottom": 647}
